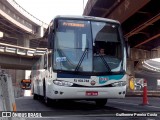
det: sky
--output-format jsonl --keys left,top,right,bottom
{"left": 15, "top": 0, "right": 88, "bottom": 24}
{"left": 14, "top": 0, "right": 88, "bottom": 76}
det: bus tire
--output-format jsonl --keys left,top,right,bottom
{"left": 44, "top": 97, "right": 52, "bottom": 106}
{"left": 33, "top": 94, "right": 38, "bottom": 100}
{"left": 33, "top": 85, "right": 38, "bottom": 100}
{"left": 95, "top": 99, "right": 107, "bottom": 107}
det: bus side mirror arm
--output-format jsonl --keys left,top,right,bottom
{"left": 48, "top": 30, "right": 54, "bottom": 49}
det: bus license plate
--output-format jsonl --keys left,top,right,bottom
{"left": 86, "top": 91, "right": 98, "bottom": 96}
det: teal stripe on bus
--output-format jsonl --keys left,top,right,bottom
{"left": 98, "top": 75, "right": 124, "bottom": 80}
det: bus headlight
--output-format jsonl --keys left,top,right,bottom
{"left": 53, "top": 80, "right": 73, "bottom": 87}
{"left": 111, "top": 81, "right": 126, "bottom": 87}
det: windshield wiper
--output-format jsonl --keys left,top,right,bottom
{"left": 75, "top": 48, "right": 88, "bottom": 71}
{"left": 99, "top": 55, "right": 111, "bottom": 72}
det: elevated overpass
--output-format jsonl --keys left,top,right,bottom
{"left": 0, "top": 0, "right": 48, "bottom": 48}
{"left": 0, "top": 0, "right": 49, "bottom": 70}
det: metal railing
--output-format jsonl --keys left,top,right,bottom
{"left": 0, "top": 42, "right": 47, "bottom": 56}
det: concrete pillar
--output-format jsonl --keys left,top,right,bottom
{"left": 17, "top": 35, "right": 30, "bottom": 47}
{"left": 126, "top": 60, "right": 136, "bottom": 94}
{"left": 127, "top": 60, "right": 135, "bottom": 76}
{"left": 38, "top": 25, "right": 44, "bottom": 37}
{"left": 23, "top": 38, "right": 30, "bottom": 47}
{"left": 4, "top": 69, "right": 25, "bottom": 98}
{"left": 3, "top": 69, "right": 25, "bottom": 84}
{"left": 15, "top": 70, "right": 25, "bottom": 97}
{"left": 15, "top": 70, "right": 25, "bottom": 83}
{"left": 5, "top": 69, "right": 16, "bottom": 83}
{"left": 157, "top": 49, "right": 160, "bottom": 58}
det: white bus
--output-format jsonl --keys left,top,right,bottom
{"left": 31, "top": 15, "right": 127, "bottom": 106}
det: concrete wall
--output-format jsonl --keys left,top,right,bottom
{"left": 4, "top": 69, "right": 25, "bottom": 84}
{"left": 135, "top": 71, "right": 160, "bottom": 90}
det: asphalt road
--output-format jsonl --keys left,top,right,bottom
{"left": 14, "top": 96, "right": 160, "bottom": 120}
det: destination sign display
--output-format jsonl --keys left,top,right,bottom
{"left": 62, "top": 22, "right": 85, "bottom": 27}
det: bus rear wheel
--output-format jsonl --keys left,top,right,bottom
{"left": 95, "top": 99, "right": 107, "bottom": 106}
{"left": 33, "top": 86, "right": 38, "bottom": 100}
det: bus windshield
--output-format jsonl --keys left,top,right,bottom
{"left": 53, "top": 19, "right": 124, "bottom": 74}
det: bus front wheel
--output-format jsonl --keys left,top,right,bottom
{"left": 95, "top": 99, "right": 107, "bottom": 106}
{"left": 43, "top": 80, "right": 52, "bottom": 106}
{"left": 33, "top": 86, "right": 38, "bottom": 100}
{"left": 33, "top": 94, "right": 38, "bottom": 100}
{"left": 44, "top": 96, "right": 52, "bottom": 106}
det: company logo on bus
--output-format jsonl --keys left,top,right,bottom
{"left": 99, "top": 77, "right": 108, "bottom": 84}
{"left": 90, "top": 80, "right": 96, "bottom": 86}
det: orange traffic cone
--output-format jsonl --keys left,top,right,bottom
{"left": 141, "top": 79, "right": 149, "bottom": 105}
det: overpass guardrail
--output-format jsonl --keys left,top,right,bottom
{"left": 0, "top": 42, "right": 47, "bottom": 57}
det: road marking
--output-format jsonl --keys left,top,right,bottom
{"left": 110, "top": 101, "right": 160, "bottom": 109}
{"left": 110, "top": 101, "right": 138, "bottom": 106}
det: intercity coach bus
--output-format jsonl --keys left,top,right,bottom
{"left": 31, "top": 15, "right": 127, "bottom": 106}
{"left": 21, "top": 79, "right": 31, "bottom": 90}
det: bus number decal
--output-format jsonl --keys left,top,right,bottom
{"left": 74, "top": 79, "right": 89, "bottom": 83}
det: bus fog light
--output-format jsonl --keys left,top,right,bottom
{"left": 54, "top": 81, "right": 59, "bottom": 85}
{"left": 59, "top": 81, "right": 63, "bottom": 86}
{"left": 53, "top": 80, "right": 73, "bottom": 87}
